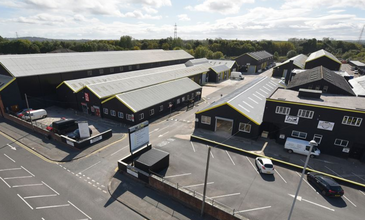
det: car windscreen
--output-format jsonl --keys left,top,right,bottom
{"left": 330, "top": 186, "right": 342, "bottom": 191}
{"left": 264, "top": 164, "right": 273, "bottom": 168}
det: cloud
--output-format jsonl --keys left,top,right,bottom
{"left": 142, "top": 6, "right": 158, "bottom": 14}
{"left": 281, "top": 0, "right": 365, "bottom": 10}
{"left": 328, "top": 10, "right": 345, "bottom": 14}
{"left": 124, "top": 10, "right": 162, "bottom": 19}
{"left": 186, "top": 0, "right": 255, "bottom": 15}
{"left": 130, "top": 0, "right": 171, "bottom": 8}
{"left": 178, "top": 14, "right": 190, "bottom": 21}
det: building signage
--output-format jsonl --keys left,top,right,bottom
{"left": 342, "top": 148, "right": 350, "bottom": 153}
{"left": 317, "top": 120, "right": 335, "bottom": 131}
{"left": 66, "top": 139, "right": 74, "bottom": 146}
{"left": 284, "top": 115, "right": 299, "bottom": 125}
{"left": 127, "top": 165, "right": 138, "bottom": 178}
{"left": 85, "top": 93, "right": 89, "bottom": 102}
{"left": 90, "top": 135, "right": 102, "bottom": 144}
{"left": 129, "top": 121, "right": 149, "bottom": 154}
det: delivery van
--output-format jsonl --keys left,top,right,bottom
{"left": 230, "top": 72, "right": 244, "bottom": 80}
{"left": 284, "top": 137, "right": 320, "bottom": 157}
{"left": 22, "top": 109, "right": 47, "bottom": 121}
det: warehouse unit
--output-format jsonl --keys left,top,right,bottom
{"left": 234, "top": 51, "right": 274, "bottom": 74}
{"left": 286, "top": 66, "right": 355, "bottom": 96}
{"left": 304, "top": 49, "right": 341, "bottom": 71}
{"left": 349, "top": 75, "right": 365, "bottom": 97}
{"left": 208, "top": 59, "right": 238, "bottom": 72}
{"left": 195, "top": 77, "right": 278, "bottom": 139}
{"left": 272, "top": 54, "right": 307, "bottom": 78}
{"left": 0, "top": 50, "right": 193, "bottom": 114}
{"left": 102, "top": 78, "right": 202, "bottom": 125}
{"left": 349, "top": 60, "right": 365, "bottom": 74}
{"left": 263, "top": 88, "right": 365, "bottom": 161}
{"left": 206, "top": 65, "right": 231, "bottom": 83}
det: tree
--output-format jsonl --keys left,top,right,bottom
{"left": 119, "top": 35, "right": 133, "bottom": 49}
{"left": 211, "top": 51, "right": 224, "bottom": 59}
{"left": 194, "top": 45, "right": 211, "bottom": 58}
{"left": 274, "top": 51, "right": 279, "bottom": 61}
{"left": 162, "top": 43, "right": 170, "bottom": 50}
{"left": 287, "top": 50, "right": 297, "bottom": 58}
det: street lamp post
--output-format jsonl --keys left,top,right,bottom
{"left": 201, "top": 146, "right": 211, "bottom": 216}
{"left": 288, "top": 140, "right": 317, "bottom": 220}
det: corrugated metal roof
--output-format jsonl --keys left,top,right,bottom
{"left": 276, "top": 54, "right": 308, "bottom": 69}
{"left": 349, "top": 60, "right": 365, "bottom": 67}
{"left": 185, "top": 58, "right": 209, "bottom": 67}
{"left": 200, "top": 76, "right": 279, "bottom": 124}
{"left": 247, "top": 51, "right": 273, "bottom": 61}
{"left": 0, "top": 75, "right": 14, "bottom": 91}
{"left": 87, "top": 63, "right": 210, "bottom": 99}
{"left": 210, "top": 64, "right": 230, "bottom": 73}
{"left": 208, "top": 59, "right": 236, "bottom": 69}
{"left": 113, "top": 78, "right": 201, "bottom": 112}
{"left": 0, "top": 50, "right": 193, "bottom": 78}
{"left": 349, "top": 76, "right": 365, "bottom": 96}
{"left": 306, "top": 49, "right": 341, "bottom": 64}
{"left": 63, "top": 64, "right": 186, "bottom": 92}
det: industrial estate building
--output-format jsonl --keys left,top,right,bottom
{"left": 234, "top": 51, "right": 274, "bottom": 74}
{"left": 272, "top": 54, "right": 308, "bottom": 78}
{"left": 349, "top": 60, "right": 365, "bottom": 74}
{"left": 304, "top": 49, "right": 342, "bottom": 71}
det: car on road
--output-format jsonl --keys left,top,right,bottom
{"left": 307, "top": 172, "right": 344, "bottom": 197}
{"left": 255, "top": 157, "right": 274, "bottom": 174}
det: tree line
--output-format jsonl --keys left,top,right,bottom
{"left": 0, "top": 35, "right": 364, "bottom": 62}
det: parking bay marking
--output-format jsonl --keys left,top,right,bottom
{"left": 295, "top": 172, "right": 317, "bottom": 193}
{"left": 78, "top": 161, "right": 101, "bottom": 174}
{"left": 110, "top": 146, "right": 128, "bottom": 156}
{"left": 274, "top": 170, "right": 287, "bottom": 183}
{"left": 225, "top": 150, "right": 235, "bottom": 165}
{"left": 181, "top": 182, "right": 214, "bottom": 189}
{"left": 164, "top": 173, "right": 191, "bottom": 178}
{"left": 352, "top": 172, "right": 365, "bottom": 182}
{"left": 343, "top": 195, "right": 357, "bottom": 207}
{"left": 4, "top": 154, "right": 15, "bottom": 162}
{"left": 288, "top": 194, "right": 334, "bottom": 211}
{"left": 21, "top": 166, "right": 35, "bottom": 177}
{"left": 0, "top": 167, "right": 22, "bottom": 172}
{"left": 210, "top": 192, "right": 240, "bottom": 199}
{"left": 68, "top": 201, "right": 92, "bottom": 219}
{"left": 24, "top": 194, "right": 58, "bottom": 199}
{"left": 36, "top": 204, "right": 70, "bottom": 210}
{"left": 245, "top": 156, "right": 258, "bottom": 174}
{"left": 41, "top": 181, "right": 60, "bottom": 195}
{"left": 0, "top": 177, "right": 11, "bottom": 188}
{"left": 4, "top": 176, "right": 33, "bottom": 180}
{"left": 324, "top": 166, "right": 342, "bottom": 178}
{"left": 17, "top": 194, "right": 33, "bottom": 210}
{"left": 158, "top": 131, "right": 169, "bottom": 138}
{"left": 235, "top": 206, "right": 271, "bottom": 214}
{"left": 190, "top": 141, "right": 196, "bottom": 152}
{"left": 360, "top": 190, "right": 365, "bottom": 196}
{"left": 13, "top": 183, "right": 43, "bottom": 188}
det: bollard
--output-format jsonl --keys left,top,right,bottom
{"left": 233, "top": 209, "right": 235, "bottom": 215}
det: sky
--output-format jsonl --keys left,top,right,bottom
{"left": 0, "top": 0, "right": 365, "bottom": 41}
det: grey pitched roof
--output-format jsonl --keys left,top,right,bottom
{"left": 306, "top": 49, "right": 341, "bottom": 64}
{"left": 210, "top": 64, "right": 230, "bottom": 73}
{"left": 349, "top": 76, "right": 365, "bottom": 96}
{"left": 246, "top": 51, "right": 273, "bottom": 61}
{"left": 185, "top": 58, "right": 209, "bottom": 67}
{"left": 208, "top": 59, "right": 236, "bottom": 69}
{"left": 87, "top": 63, "right": 211, "bottom": 99}
{"left": 287, "top": 66, "right": 355, "bottom": 95}
{"left": 199, "top": 76, "right": 279, "bottom": 124}
{"left": 0, "top": 75, "right": 14, "bottom": 92}
{"left": 276, "top": 54, "right": 308, "bottom": 69}
{"left": 349, "top": 60, "right": 365, "bottom": 67}
{"left": 60, "top": 64, "right": 186, "bottom": 92}
{"left": 0, "top": 50, "right": 193, "bottom": 78}
{"left": 111, "top": 78, "right": 201, "bottom": 113}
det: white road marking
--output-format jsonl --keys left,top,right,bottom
{"left": 17, "top": 194, "right": 33, "bottom": 210}
{"left": 149, "top": 128, "right": 159, "bottom": 134}
{"left": 295, "top": 172, "right": 317, "bottom": 192}
{"left": 235, "top": 206, "right": 271, "bottom": 213}
{"left": 266, "top": 84, "right": 274, "bottom": 89}
{"left": 259, "top": 88, "right": 268, "bottom": 94}
{"left": 225, "top": 150, "right": 235, "bottom": 165}
{"left": 210, "top": 192, "right": 240, "bottom": 199}
{"left": 274, "top": 170, "right": 287, "bottom": 183}
{"left": 325, "top": 166, "right": 342, "bottom": 177}
{"left": 165, "top": 173, "right": 192, "bottom": 178}
{"left": 256, "top": 91, "right": 265, "bottom": 98}
{"left": 41, "top": 181, "right": 59, "bottom": 195}
{"left": 157, "top": 126, "right": 170, "bottom": 132}
{"left": 158, "top": 131, "right": 169, "bottom": 137}
{"left": 24, "top": 194, "right": 58, "bottom": 199}
{"left": 36, "top": 204, "right": 70, "bottom": 209}
{"left": 21, "top": 166, "right": 35, "bottom": 177}
{"left": 343, "top": 195, "right": 357, "bottom": 207}
{"left": 110, "top": 146, "right": 128, "bottom": 156}
{"left": 42, "top": 218, "right": 45, "bottom": 220}
{"left": 4, "top": 154, "right": 15, "bottom": 162}
{"left": 0, "top": 177, "right": 11, "bottom": 188}
{"left": 242, "top": 101, "right": 254, "bottom": 109}
{"left": 248, "top": 97, "right": 259, "bottom": 104}
{"left": 79, "top": 161, "right": 101, "bottom": 174}
{"left": 360, "top": 190, "right": 365, "bottom": 196}
{"left": 238, "top": 104, "right": 250, "bottom": 112}
{"left": 12, "top": 183, "right": 43, "bottom": 188}
{"left": 4, "top": 176, "right": 33, "bottom": 180}
{"left": 7, "top": 144, "right": 16, "bottom": 150}
{"left": 246, "top": 156, "right": 258, "bottom": 174}
{"left": 0, "top": 168, "right": 21, "bottom": 172}
{"left": 352, "top": 172, "right": 365, "bottom": 182}
{"left": 190, "top": 141, "right": 196, "bottom": 152}
{"left": 181, "top": 182, "right": 214, "bottom": 189}
{"left": 288, "top": 194, "right": 334, "bottom": 211}
{"left": 68, "top": 201, "right": 92, "bottom": 219}
{"left": 300, "top": 159, "right": 313, "bottom": 169}
{"left": 263, "top": 86, "right": 271, "bottom": 91}
{"left": 252, "top": 93, "right": 262, "bottom": 100}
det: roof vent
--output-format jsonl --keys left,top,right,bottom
{"left": 298, "top": 88, "right": 322, "bottom": 99}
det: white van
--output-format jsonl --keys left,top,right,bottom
{"left": 230, "top": 72, "right": 244, "bottom": 80}
{"left": 22, "top": 109, "right": 47, "bottom": 121}
{"left": 284, "top": 137, "right": 320, "bottom": 157}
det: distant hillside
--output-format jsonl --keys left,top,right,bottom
{"left": 5, "top": 36, "right": 90, "bottom": 42}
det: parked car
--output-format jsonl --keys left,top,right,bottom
{"left": 22, "top": 109, "right": 47, "bottom": 121}
{"left": 255, "top": 157, "right": 275, "bottom": 174}
{"left": 67, "top": 128, "right": 92, "bottom": 140}
{"left": 16, "top": 108, "right": 32, "bottom": 118}
{"left": 307, "top": 172, "right": 344, "bottom": 197}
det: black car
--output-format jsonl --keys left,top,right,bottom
{"left": 307, "top": 172, "right": 344, "bottom": 197}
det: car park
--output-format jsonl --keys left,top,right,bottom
{"left": 307, "top": 172, "right": 344, "bottom": 197}
{"left": 255, "top": 157, "right": 274, "bottom": 174}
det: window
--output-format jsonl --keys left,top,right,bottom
{"left": 275, "top": 106, "right": 290, "bottom": 115}
{"left": 187, "top": 94, "right": 190, "bottom": 100}
{"left": 136, "top": 64, "right": 140, "bottom": 69}
{"left": 139, "top": 113, "right": 144, "bottom": 120}
{"left": 99, "top": 69, "right": 104, "bottom": 74}
{"left": 342, "top": 116, "right": 362, "bottom": 127}
{"left": 182, "top": 97, "right": 185, "bottom": 102}
{"left": 160, "top": 105, "right": 163, "bottom": 112}
{"left": 334, "top": 139, "right": 349, "bottom": 147}
{"left": 87, "top": 70, "right": 92, "bottom": 76}
{"left": 201, "top": 115, "right": 211, "bottom": 125}
{"left": 308, "top": 85, "right": 313, "bottom": 89}
{"left": 150, "top": 109, "right": 154, "bottom": 116}
{"left": 323, "top": 86, "right": 328, "bottom": 93}
{"left": 313, "top": 134, "right": 322, "bottom": 144}
{"left": 110, "top": 67, "right": 114, "bottom": 73}
{"left": 110, "top": 110, "right": 116, "bottom": 116}
{"left": 315, "top": 85, "right": 320, "bottom": 90}
{"left": 128, "top": 65, "right": 132, "bottom": 70}
{"left": 291, "top": 130, "right": 307, "bottom": 139}
{"left": 119, "top": 67, "right": 124, "bottom": 72}
{"left": 239, "top": 123, "right": 251, "bottom": 133}
{"left": 297, "top": 109, "right": 314, "bottom": 119}
{"left": 191, "top": 93, "right": 195, "bottom": 98}
{"left": 118, "top": 112, "right": 124, "bottom": 118}
{"left": 103, "top": 108, "right": 108, "bottom": 115}
{"left": 126, "top": 114, "right": 134, "bottom": 121}
{"left": 177, "top": 99, "right": 180, "bottom": 104}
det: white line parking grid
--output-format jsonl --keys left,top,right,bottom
{"left": 325, "top": 166, "right": 342, "bottom": 178}
{"left": 110, "top": 146, "right": 128, "bottom": 156}
{"left": 79, "top": 161, "right": 101, "bottom": 174}
{"left": 36, "top": 204, "right": 70, "bottom": 210}
{"left": 68, "top": 201, "right": 92, "bottom": 219}
{"left": 190, "top": 141, "right": 196, "bottom": 152}
{"left": 210, "top": 192, "right": 241, "bottom": 199}
{"left": 17, "top": 194, "right": 33, "bottom": 210}
{"left": 4, "top": 154, "right": 15, "bottom": 163}
{"left": 235, "top": 206, "right": 271, "bottom": 213}
{"left": 181, "top": 182, "right": 214, "bottom": 189}
{"left": 245, "top": 156, "right": 258, "bottom": 174}
{"left": 295, "top": 172, "right": 317, "bottom": 193}
{"left": 274, "top": 170, "right": 287, "bottom": 183}
{"left": 165, "top": 173, "right": 192, "bottom": 178}
{"left": 225, "top": 151, "right": 235, "bottom": 165}
{"left": 343, "top": 195, "right": 357, "bottom": 207}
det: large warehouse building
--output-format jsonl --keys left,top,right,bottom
{"left": 0, "top": 50, "right": 193, "bottom": 114}
{"left": 235, "top": 51, "right": 274, "bottom": 74}
{"left": 272, "top": 54, "right": 308, "bottom": 78}
{"left": 304, "top": 49, "right": 341, "bottom": 71}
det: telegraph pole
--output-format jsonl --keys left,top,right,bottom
{"left": 24, "top": 93, "right": 34, "bottom": 130}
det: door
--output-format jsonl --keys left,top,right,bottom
{"left": 215, "top": 117, "right": 233, "bottom": 135}
{"left": 94, "top": 106, "right": 101, "bottom": 117}
{"left": 349, "top": 143, "right": 365, "bottom": 160}
{"left": 81, "top": 103, "right": 88, "bottom": 114}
